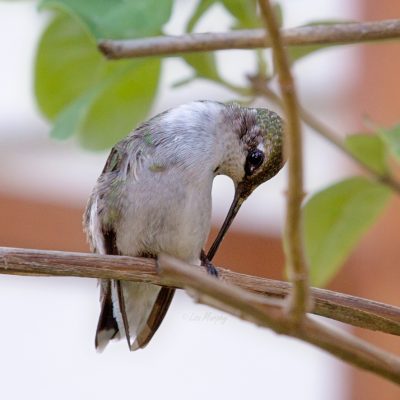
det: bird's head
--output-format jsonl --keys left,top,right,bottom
{"left": 238, "top": 107, "right": 285, "bottom": 198}
{"left": 208, "top": 105, "right": 285, "bottom": 260}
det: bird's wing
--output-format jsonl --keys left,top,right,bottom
{"left": 83, "top": 145, "right": 125, "bottom": 351}
{"left": 97, "top": 222, "right": 126, "bottom": 351}
{"left": 95, "top": 279, "right": 119, "bottom": 351}
{"left": 84, "top": 138, "right": 175, "bottom": 352}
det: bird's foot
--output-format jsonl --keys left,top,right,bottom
{"left": 200, "top": 250, "right": 219, "bottom": 277}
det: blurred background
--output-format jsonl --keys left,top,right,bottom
{"left": 0, "top": 1, "right": 399, "bottom": 399}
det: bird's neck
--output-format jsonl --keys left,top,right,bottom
{"left": 161, "top": 101, "right": 245, "bottom": 183}
{"left": 211, "top": 107, "right": 246, "bottom": 183}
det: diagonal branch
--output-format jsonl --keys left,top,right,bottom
{"left": 1, "top": 246, "right": 400, "bottom": 336}
{"left": 258, "top": 0, "right": 310, "bottom": 320}
{"left": 98, "top": 19, "right": 400, "bottom": 59}
{"left": 158, "top": 254, "right": 400, "bottom": 385}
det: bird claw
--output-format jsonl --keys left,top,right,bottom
{"left": 206, "top": 262, "right": 219, "bottom": 277}
{"left": 200, "top": 250, "right": 219, "bottom": 277}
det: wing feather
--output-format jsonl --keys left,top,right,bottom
{"left": 84, "top": 130, "right": 175, "bottom": 352}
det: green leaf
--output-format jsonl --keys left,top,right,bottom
{"left": 79, "top": 58, "right": 161, "bottom": 149}
{"left": 345, "top": 134, "right": 388, "bottom": 175}
{"left": 221, "top": 0, "right": 262, "bottom": 29}
{"left": 182, "top": 52, "right": 220, "bottom": 81}
{"left": 287, "top": 44, "right": 326, "bottom": 64}
{"left": 171, "top": 76, "right": 197, "bottom": 88}
{"left": 35, "top": 12, "right": 161, "bottom": 149}
{"left": 186, "top": 0, "right": 216, "bottom": 33}
{"left": 39, "top": 0, "right": 173, "bottom": 39}
{"left": 303, "top": 177, "right": 391, "bottom": 287}
{"left": 50, "top": 85, "right": 105, "bottom": 139}
{"left": 380, "top": 124, "right": 400, "bottom": 162}
{"left": 35, "top": 13, "right": 100, "bottom": 119}
{"left": 186, "top": 0, "right": 281, "bottom": 32}
{"left": 287, "top": 20, "right": 351, "bottom": 63}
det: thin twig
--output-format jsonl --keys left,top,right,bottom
{"left": 98, "top": 19, "right": 400, "bottom": 59}
{"left": 1, "top": 246, "right": 400, "bottom": 335}
{"left": 258, "top": 0, "right": 310, "bottom": 320}
{"left": 250, "top": 78, "right": 400, "bottom": 194}
{"left": 158, "top": 254, "right": 400, "bottom": 385}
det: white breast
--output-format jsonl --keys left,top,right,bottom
{"left": 115, "top": 166, "right": 213, "bottom": 264}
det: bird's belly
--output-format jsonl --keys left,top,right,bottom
{"left": 116, "top": 179, "right": 212, "bottom": 263}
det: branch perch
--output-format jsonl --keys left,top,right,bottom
{"left": 158, "top": 254, "right": 400, "bottom": 385}
{"left": 1, "top": 247, "right": 400, "bottom": 335}
{"left": 99, "top": 19, "right": 400, "bottom": 59}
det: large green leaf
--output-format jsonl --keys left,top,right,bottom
{"left": 380, "top": 124, "right": 400, "bottom": 162}
{"left": 35, "top": 13, "right": 100, "bottom": 119}
{"left": 35, "top": 12, "right": 161, "bottom": 150}
{"left": 345, "top": 134, "right": 388, "bottom": 175}
{"left": 303, "top": 177, "right": 391, "bottom": 287}
{"left": 39, "top": 0, "right": 173, "bottom": 39}
{"left": 79, "top": 58, "right": 160, "bottom": 149}
{"left": 50, "top": 88, "right": 100, "bottom": 140}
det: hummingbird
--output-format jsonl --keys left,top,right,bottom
{"left": 84, "top": 100, "right": 284, "bottom": 351}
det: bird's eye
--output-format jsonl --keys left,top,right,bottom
{"left": 245, "top": 149, "right": 264, "bottom": 176}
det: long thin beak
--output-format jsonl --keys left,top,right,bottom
{"left": 207, "top": 183, "right": 250, "bottom": 261}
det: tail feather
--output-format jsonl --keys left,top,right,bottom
{"left": 95, "top": 280, "right": 119, "bottom": 352}
{"left": 114, "top": 282, "right": 175, "bottom": 351}
{"left": 131, "top": 287, "right": 175, "bottom": 350}
{"left": 115, "top": 280, "right": 132, "bottom": 348}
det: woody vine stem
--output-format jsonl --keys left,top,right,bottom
{"left": 258, "top": 0, "right": 310, "bottom": 321}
